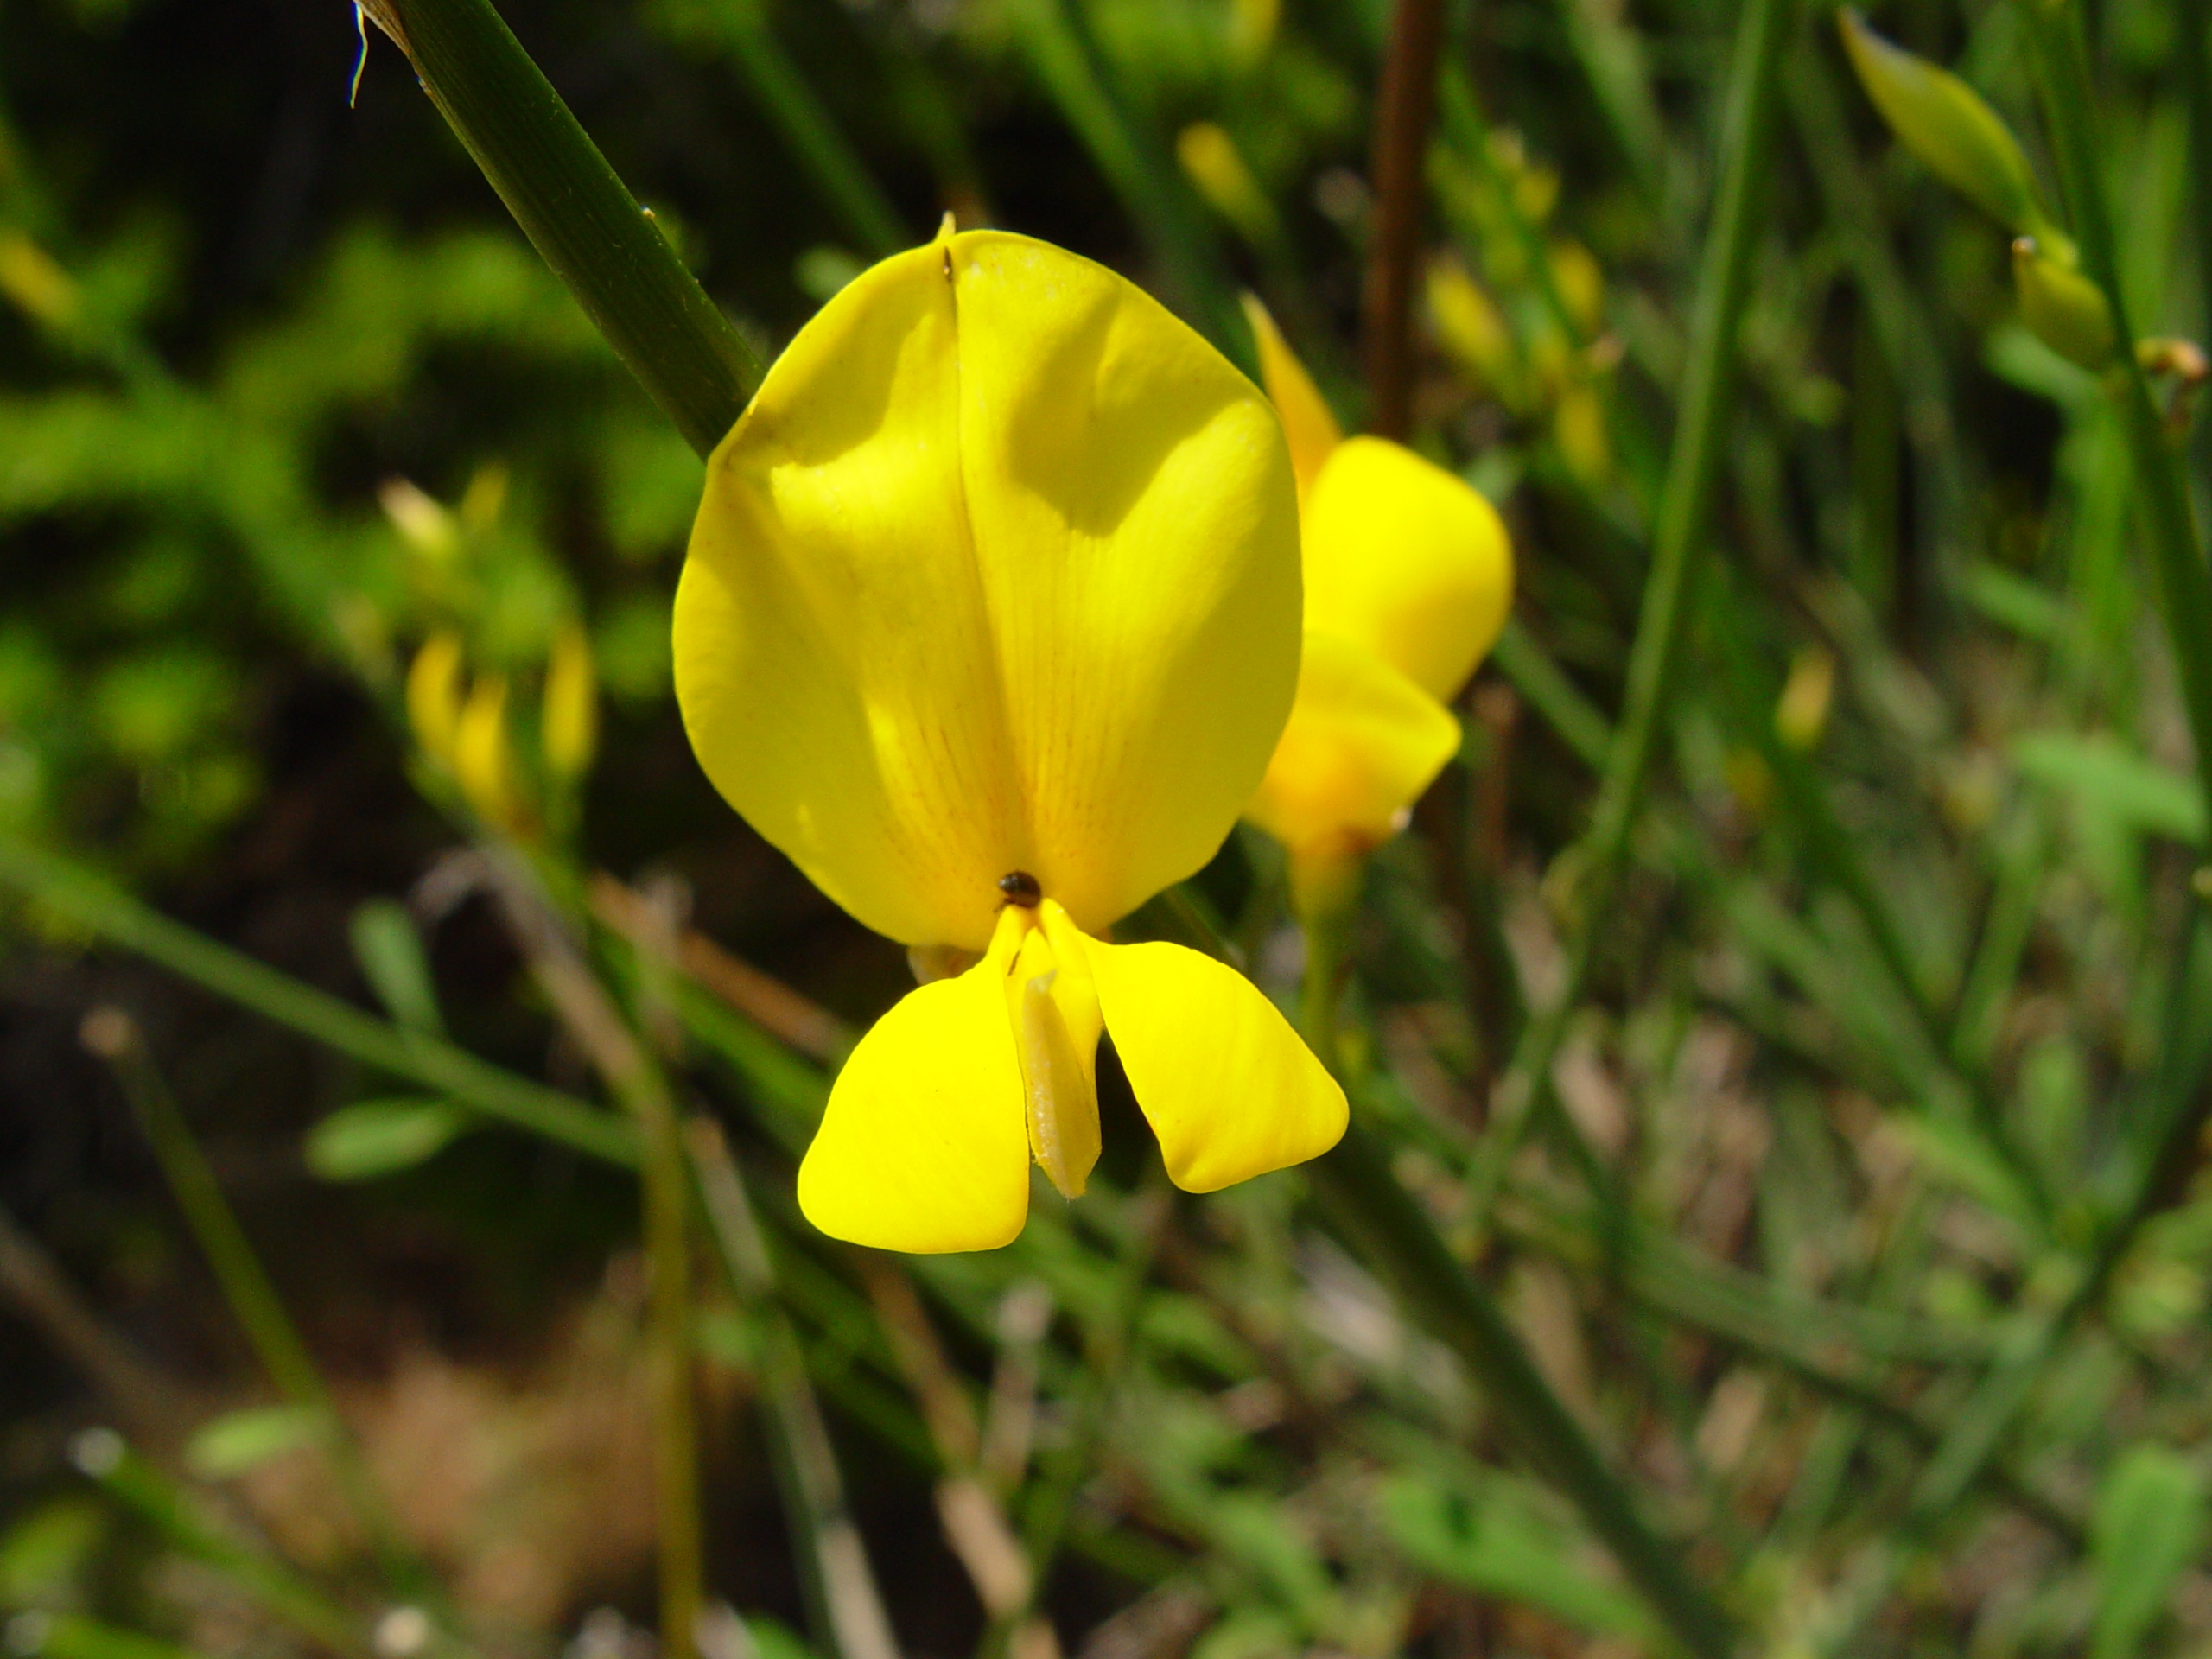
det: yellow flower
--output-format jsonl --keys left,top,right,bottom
{"left": 1238, "top": 299, "right": 1514, "bottom": 907}
{"left": 674, "top": 226, "right": 1346, "bottom": 1254}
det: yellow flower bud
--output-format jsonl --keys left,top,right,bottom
{"left": 541, "top": 622, "right": 599, "bottom": 782}
{"left": 379, "top": 479, "right": 459, "bottom": 559}
{"left": 1774, "top": 645, "right": 1837, "bottom": 752}
{"left": 2013, "top": 236, "right": 2115, "bottom": 371}
{"left": 1229, "top": 0, "right": 1279, "bottom": 62}
{"left": 1426, "top": 257, "right": 1517, "bottom": 400}
{"left": 0, "top": 233, "right": 78, "bottom": 328}
{"left": 404, "top": 632, "right": 466, "bottom": 771}
{"left": 1839, "top": 10, "right": 2046, "bottom": 235}
{"left": 453, "top": 672, "right": 526, "bottom": 834}
{"left": 1177, "top": 123, "right": 1278, "bottom": 246}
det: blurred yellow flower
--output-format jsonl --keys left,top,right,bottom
{"left": 674, "top": 226, "right": 1345, "bottom": 1253}
{"left": 1238, "top": 298, "right": 1514, "bottom": 911}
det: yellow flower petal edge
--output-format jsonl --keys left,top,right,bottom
{"left": 1244, "top": 629, "right": 1463, "bottom": 860}
{"left": 1301, "top": 436, "right": 1513, "bottom": 702}
{"left": 797, "top": 925, "right": 1032, "bottom": 1253}
{"left": 1242, "top": 295, "right": 1344, "bottom": 506}
{"left": 1081, "top": 929, "right": 1349, "bottom": 1193}
{"left": 676, "top": 229, "right": 1301, "bottom": 952}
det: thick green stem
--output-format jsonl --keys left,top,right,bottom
{"left": 359, "top": 0, "right": 761, "bottom": 457}
{"left": 1297, "top": 924, "right": 1738, "bottom": 1659}
{"left": 1473, "top": 0, "right": 1796, "bottom": 1208}
{"left": 2016, "top": 3, "right": 2212, "bottom": 830}
{"left": 0, "top": 834, "right": 635, "bottom": 1166}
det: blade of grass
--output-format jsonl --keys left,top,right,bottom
{"left": 358, "top": 0, "right": 760, "bottom": 456}
{"left": 0, "top": 834, "right": 636, "bottom": 1166}
{"left": 1473, "top": 0, "right": 1798, "bottom": 1211}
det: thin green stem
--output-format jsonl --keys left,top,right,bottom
{"left": 74, "top": 1438, "right": 368, "bottom": 1657}
{"left": 1472, "top": 0, "right": 1796, "bottom": 1211}
{"left": 84, "top": 1014, "right": 421, "bottom": 1598}
{"left": 1297, "top": 920, "right": 1738, "bottom": 1659}
{"left": 2016, "top": 3, "right": 2212, "bottom": 830}
{"left": 359, "top": 0, "right": 760, "bottom": 456}
{"left": 720, "top": 15, "right": 908, "bottom": 258}
{"left": 480, "top": 855, "right": 702, "bottom": 1659}
{"left": 687, "top": 1119, "right": 902, "bottom": 1659}
{"left": 0, "top": 834, "right": 635, "bottom": 1166}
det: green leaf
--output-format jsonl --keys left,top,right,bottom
{"left": 303, "top": 1098, "right": 470, "bottom": 1181}
{"left": 1378, "top": 1471, "right": 1657, "bottom": 1643}
{"left": 181, "top": 1404, "right": 327, "bottom": 1481}
{"left": 2012, "top": 733, "right": 2204, "bottom": 845}
{"left": 2091, "top": 1445, "right": 2207, "bottom": 1659}
{"left": 1837, "top": 10, "right": 2047, "bottom": 235}
{"left": 347, "top": 899, "right": 443, "bottom": 1036}
{"left": 0, "top": 1498, "right": 106, "bottom": 1603}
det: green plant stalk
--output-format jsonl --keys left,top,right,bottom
{"left": 687, "top": 1120, "right": 902, "bottom": 1659}
{"left": 2181, "top": 0, "right": 2212, "bottom": 488}
{"left": 481, "top": 855, "right": 702, "bottom": 1659}
{"left": 2016, "top": 3, "right": 2212, "bottom": 830}
{"left": 93, "top": 1029, "right": 421, "bottom": 1596}
{"left": 358, "top": 0, "right": 761, "bottom": 457}
{"left": 85, "top": 1440, "right": 370, "bottom": 1656}
{"left": 1473, "top": 0, "right": 1795, "bottom": 1211}
{"left": 0, "top": 835, "right": 636, "bottom": 1165}
{"left": 1298, "top": 926, "right": 1738, "bottom": 1659}
{"left": 721, "top": 16, "right": 908, "bottom": 258}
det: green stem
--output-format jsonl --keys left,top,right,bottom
{"left": 2184, "top": 0, "right": 2212, "bottom": 486}
{"left": 77, "top": 1438, "right": 369, "bottom": 1656}
{"left": 0, "top": 835, "right": 635, "bottom": 1166}
{"left": 1297, "top": 923, "right": 1738, "bottom": 1659}
{"left": 480, "top": 855, "right": 702, "bottom": 1659}
{"left": 359, "top": 0, "right": 760, "bottom": 457}
{"left": 86, "top": 1016, "right": 421, "bottom": 1597}
{"left": 2016, "top": 3, "right": 2212, "bottom": 830}
{"left": 721, "top": 16, "right": 908, "bottom": 258}
{"left": 1473, "top": 0, "right": 1796, "bottom": 1210}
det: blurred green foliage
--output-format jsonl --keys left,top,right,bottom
{"left": 5, "top": 0, "right": 2212, "bottom": 1656}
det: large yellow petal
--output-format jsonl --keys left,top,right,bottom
{"left": 798, "top": 947, "right": 1031, "bottom": 1253}
{"left": 1244, "top": 630, "right": 1461, "bottom": 856}
{"left": 1069, "top": 922, "right": 1347, "bottom": 1193}
{"left": 677, "top": 230, "right": 1300, "bottom": 951}
{"left": 1300, "top": 436, "right": 1512, "bottom": 702}
{"left": 1240, "top": 294, "right": 1342, "bottom": 505}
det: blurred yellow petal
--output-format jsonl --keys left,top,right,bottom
{"left": 1079, "top": 931, "right": 1347, "bottom": 1192}
{"left": 1241, "top": 294, "right": 1342, "bottom": 504}
{"left": 453, "top": 672, "right": 527, "bottom": 833}
{"left": 1302, "top": 436, "right": 1513, "bottom": 701}
{"left": 798, "top": 939, "right": 1031, "bottom": 1253}
{"left": 406, "top": 632, "right": 465, "bottom": 770}
{"left": 1245, "top": 630, "right": 1461, "bottom": 856}
{"left": 541, "top": 622, "right": 599, "bottom": 780}
{"left": 677, "top": 230, "right": 1300, "bottom": 952}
